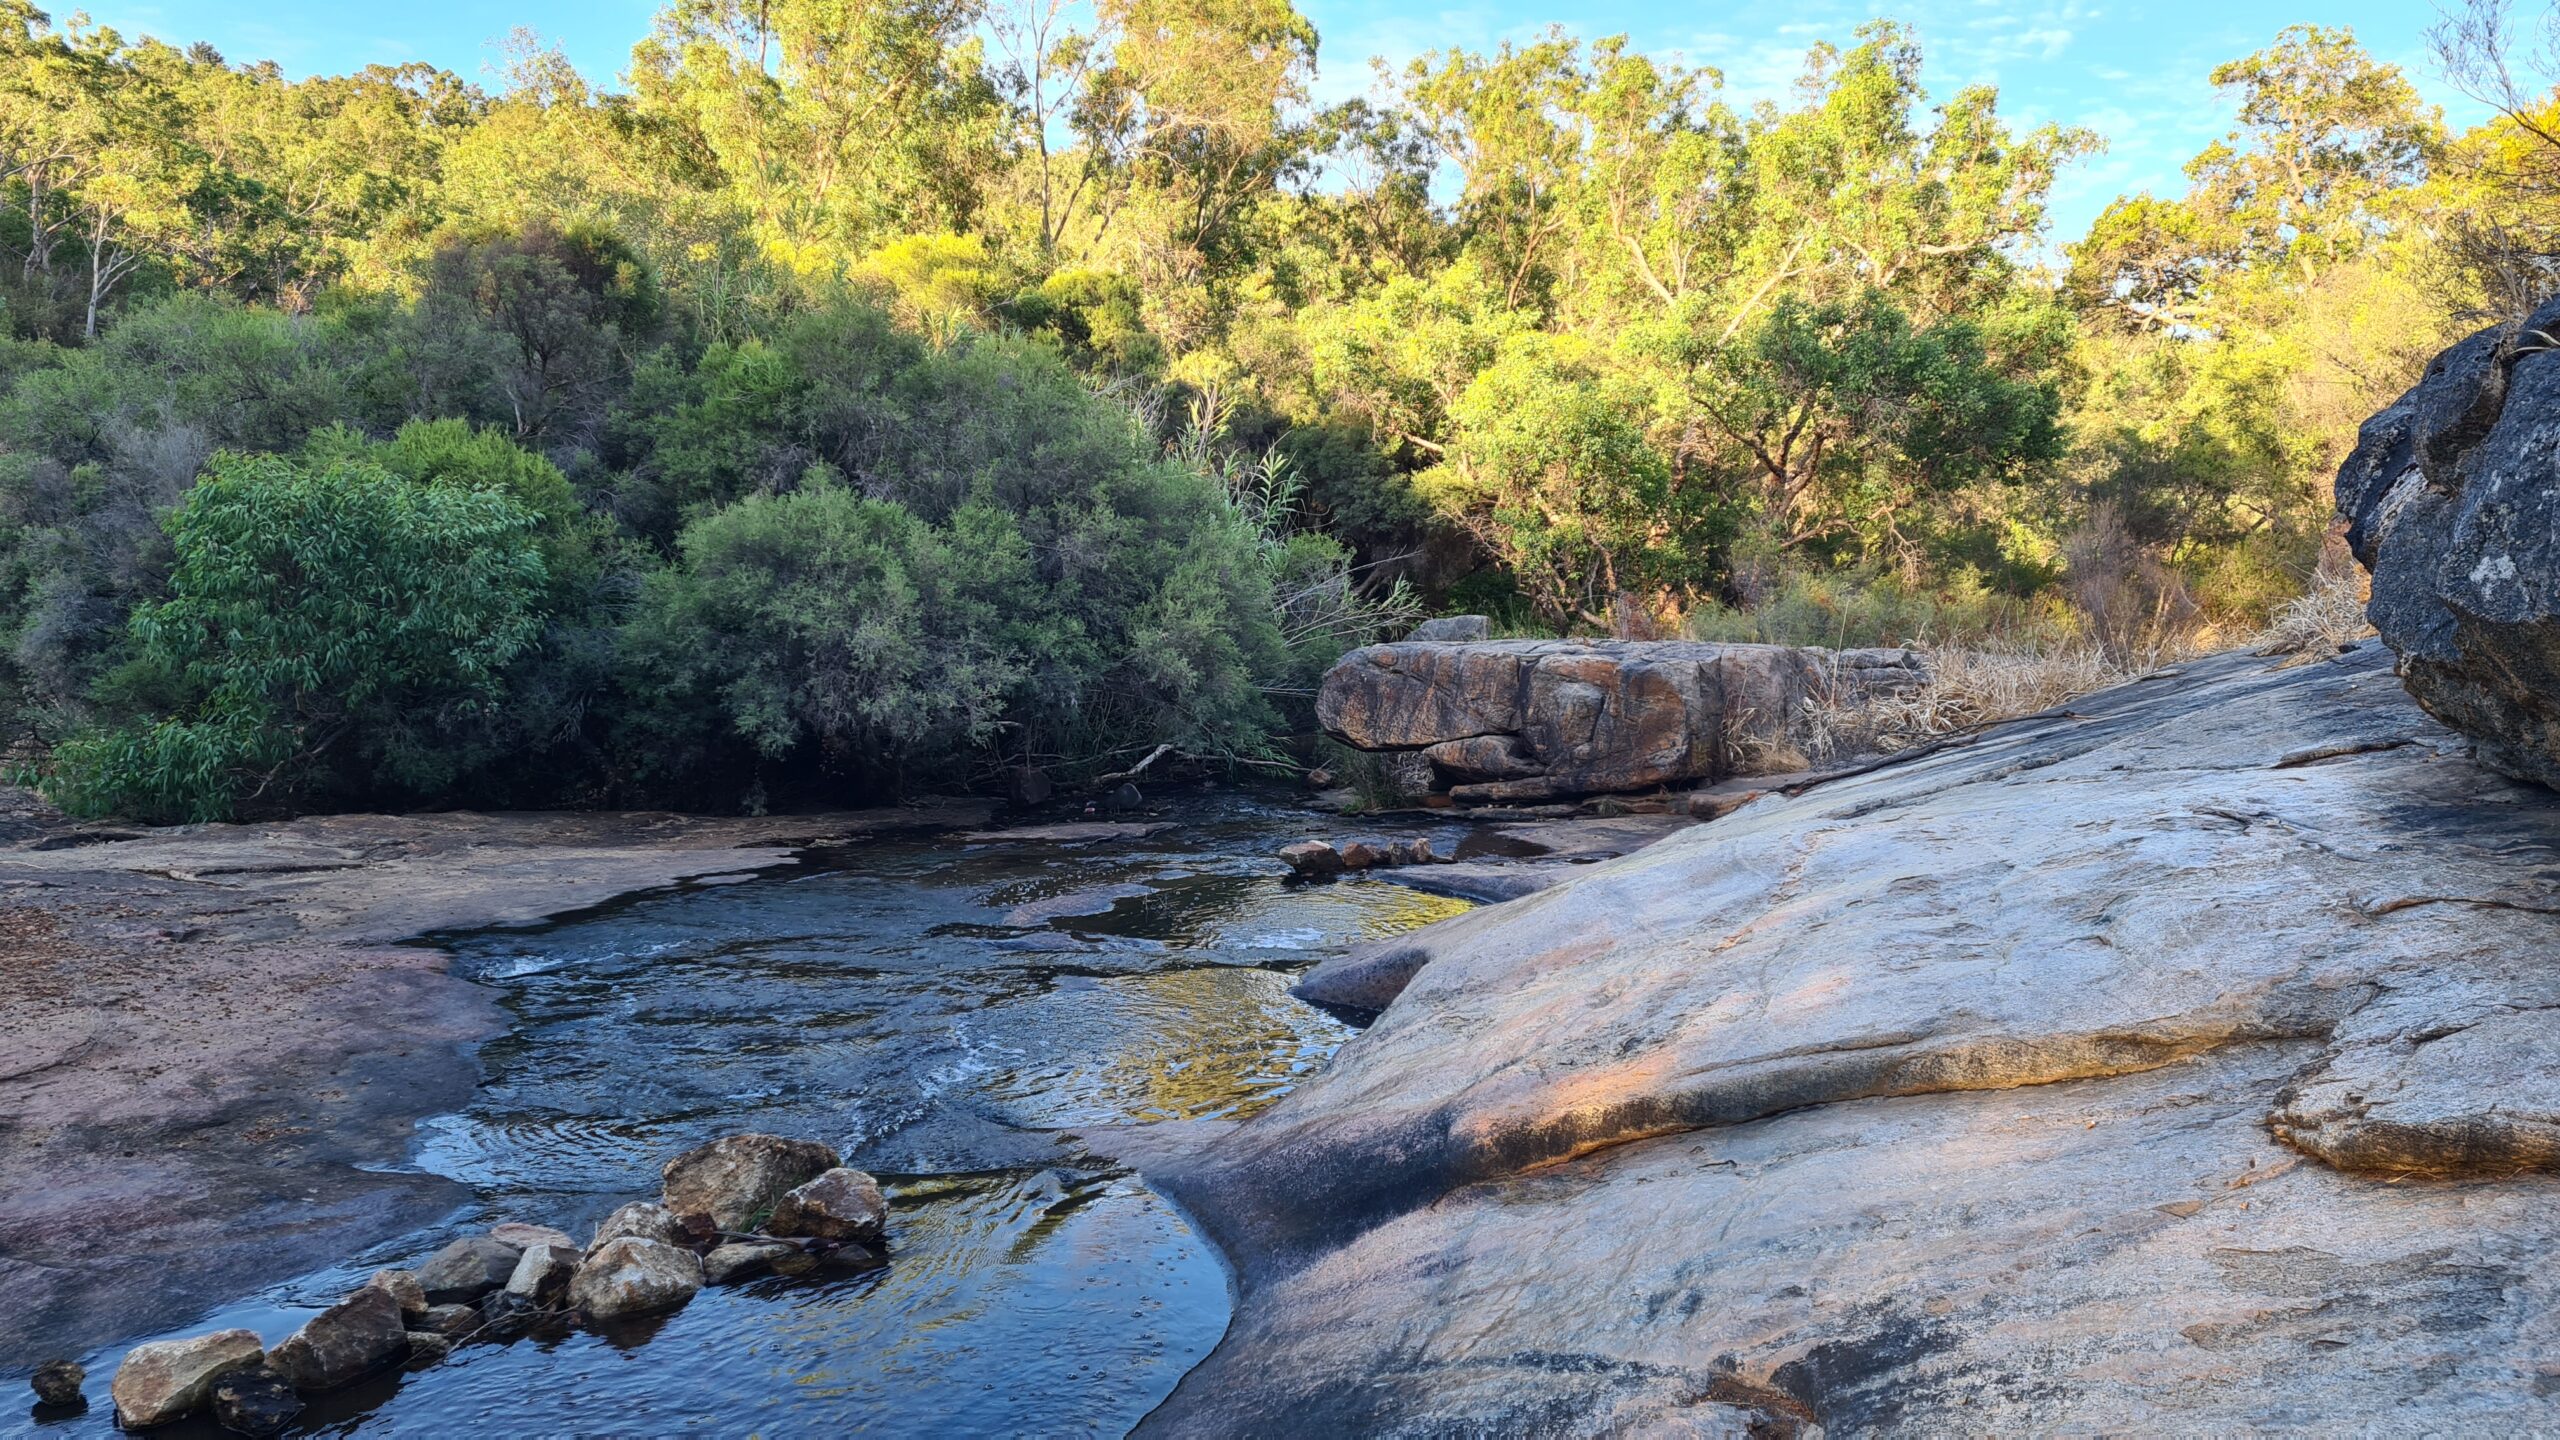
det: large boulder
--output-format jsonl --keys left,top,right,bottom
{"left": 413, "top": 1235, "right": 522, "bottom": 1305}
{"left": 1315, "top": 639, "right": 1924, "bottom": 800}
{"left": 2340, "top": 300, "right": 2560, "bottom": 786}
{"left": 110, "top": 1329, "right": 264, "bottom": 1428}
{"left": 660, "top": 1133, "right": 841, "bottom": 1232}
{"left": 766, "top": 1167, "right": 888, "bottom": 1244}
{"left": 569, "top": 1237, "right": 704, "bottom": 1322}
{"left": 267, "top": 1282, "right": 408, "bottom": 1391}
{"left": 1126, "top": 648, "right": 2560, "bottom": 1433}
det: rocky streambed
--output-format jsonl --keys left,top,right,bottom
{"left": 11, "top": 795, "right": 1594, "bottom": 1433}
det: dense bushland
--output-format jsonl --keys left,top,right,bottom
{"left": 0, "top": 0, "right": 2545, "bottom": 818}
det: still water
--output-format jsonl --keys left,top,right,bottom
{"left": 37, "top": 796, "right": 1473, "bottom": 1437}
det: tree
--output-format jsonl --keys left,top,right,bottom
{"left": 1665, "top": 289, "right": 2064, "bottom": 556}
{"left": 47, "top": 454, "right": 547, "bottom": 821}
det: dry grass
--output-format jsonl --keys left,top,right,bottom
{"left": 2251, "top": 566, "right": 2373, "bottom": 664}
{"left": 1800, "top": 641, "right": 2151, "bottom": 761}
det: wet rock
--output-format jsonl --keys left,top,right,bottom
{"left": 1398, "top": 837, "right": 1438, "bottom": 866}
{"left": 1001, "top": 882, "right": 1153, "bottom": 925}
{"left": 401, "top": 1333, "right": 452, "bottom": 1369}
{"left": 476, "top": 1289, "right": 539, "bottom": 1338}
{"left": 487, "top": 1222, "right": 576, "bottom": 1252}
{"left": 110, "top": 1329, "right": 264, "bottom": 1429}
{"left": 1278, "top": 840, "right": 1343, "bottom": 876}
{"left": 766, "top": 1167, "right": 888, "bottom": 1244}
{"left": 208, "top": 1365, "right": 301, "bottom": 1437}
{"left": 503, "top": 1241, "right": 580, "bottom": 1305}
{"left": 1336, "top": 839, "right": 1386, "bottom": 869}
{"left": 414, "top": 1235, "right": 523, "bottom": 1305}
{"left": 660, "top": 1134, "right": 842, "bottom": 1231}
{"left": 1315, "top": 639, "right": 1925, "bottom": 800}
{"left": 1406, "top": 614, "right": 1491, "bottom": 643}
{"left": 1292, "top": 939, "right": 1432, "bottom": 1014}
{"left": 702, "top": 1240, "right": 800, "bottom": 1285}
{"left": 29, "top": 1358, "right": 82, "bottom": 1407}
{"left": 588, "top": 1200, "right": 690, "bottom": 1254}
{"left": 569, "top": 1237, "right": 703, "bottom": 1322}
{"left": 367, "top": 1268, "right": 427, "bottom": 1319}
{"left": 1099, "top": 782, "right": 1145, "bottom": 813}
{"left": 2340, "top": 301, "right": 2560, "bottom": 787}
{"left": 410, "top": 1303, "right": 480, "bottom": 1338}
{"left": 268, "top": 1282, "right": 408, "bottom": 1391}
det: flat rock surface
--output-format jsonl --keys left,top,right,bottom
{"left": 0, "top": 797, "right": 989, "bottom": 1367}
{"left": 1122, "top": 644, "right": 2560, "bottom": 1433}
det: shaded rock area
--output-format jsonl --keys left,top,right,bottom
{"left": 2343, "top": 300, "right": 2560, "bottom": 788}
{"left": 1119, "top": 644, "right": 2560, "bottom": 1433}
{"left": 0, "top": 799, "right": 988, "bottom": 1373}
{"left": 1316, "top": 638, "right": 1924, "bottom": 802}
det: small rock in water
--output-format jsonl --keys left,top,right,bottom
{"left": 570, "top": 1237, "right": 704, "bottom": 1322}
{"left": 767, "top": 1167, "right": 888, "bottom": 1245}
{"left": 1337, "top": 840, "right": 1386, "bottom": 869}
{"left": 702, "top": 1240, "right": 799, "bottom": 1285}
{"left": 368, "top": 1268, "right": 428, "bottom": 1319}
{"left": 488, "top": 1221, "right": 577, "bottom": 1252}
{"left": 209, "top": 1365, "right": 302, "bottom": 1437}
{"left": 1399, "top": 837, "right": 1439, "bottom": 865}
{"left": 402, "top": 1333, "right": 453, "bottom": 1369}
{"left": 1279, "top": 840, "right": 1344, "bottom": 877}
{"left": 476, "top": 1289, "right": 539, "bottom": 1338}
{"left": 29, "top": 1358, "right": 83, "bottom": 1408}
{"left": 411, "top": 1303, "right": 480, "bottom": 1338}
{"left": 110, "top": 1329, "right": 264, "bottom": 1429}
{"left": 587, "top": 1200, "right": 690, "bottom": 1254}
{"left": 415, "top": 1235, "right": 523, "bottom": 1304}
{"left": 504, "top": 1241, "right": 580, "bottom": 1305}
{"left": 269, "top": 1282, "right": 408, "bottom": 1391}
{"left": 660, "top": 1134, "right": 840, "bottom": 1232}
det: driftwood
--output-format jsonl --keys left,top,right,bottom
{"left": 1094, "top": 743, "right": 1174, "bottom": 788}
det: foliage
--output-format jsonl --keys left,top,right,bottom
{"left": 46, "top": 454, "right": 546, "bottom": 821}
{"left": 0, "top": 3, "right": 2513, "bottom": 817}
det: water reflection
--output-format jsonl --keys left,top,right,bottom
{"left": 40, "top": 795, "right": 1472, "bottom": 1436}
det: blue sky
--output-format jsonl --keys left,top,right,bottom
{"left": 85, "top": 0, "right": 2484, "bottom": 244}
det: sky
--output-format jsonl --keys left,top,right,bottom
{"left": 83, "top": 0, "right": 2488, "bottom": 244}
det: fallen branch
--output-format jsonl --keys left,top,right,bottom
{"left": 1094, "top": 743, "right": 1174, "bottom": 788}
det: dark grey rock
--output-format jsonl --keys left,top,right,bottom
{"left": 29, "top": 1358, "right": 82, "bottom": 1407}
{"left": 413, "top": 1235, "right": 522, "bottom": 1305}
{"left": 208, "top": 1365, "right": 301, "bottom": 1437}
{"left": 410, "top": 1303, "right": 479, "bottom": 1338}
{"left": 268, "top": 1283, "right": 407, "bottom": 1391}
{"left": 2340, "top": 298, "right": 2560, "bottom": 786}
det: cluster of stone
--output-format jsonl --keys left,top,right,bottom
{"left": 66, "top": 1133, "right": 886, "bottom": 1432}
{"left": 1278, "top": 836, "right": 1442, "bottom": 877}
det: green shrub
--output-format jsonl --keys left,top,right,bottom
{"left": 46, "top": 455, "right": 547, "bottom": 822}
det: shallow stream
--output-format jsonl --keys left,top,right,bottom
{"left": 35, "top": 795, "right": 1476, "bottom": 1437}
